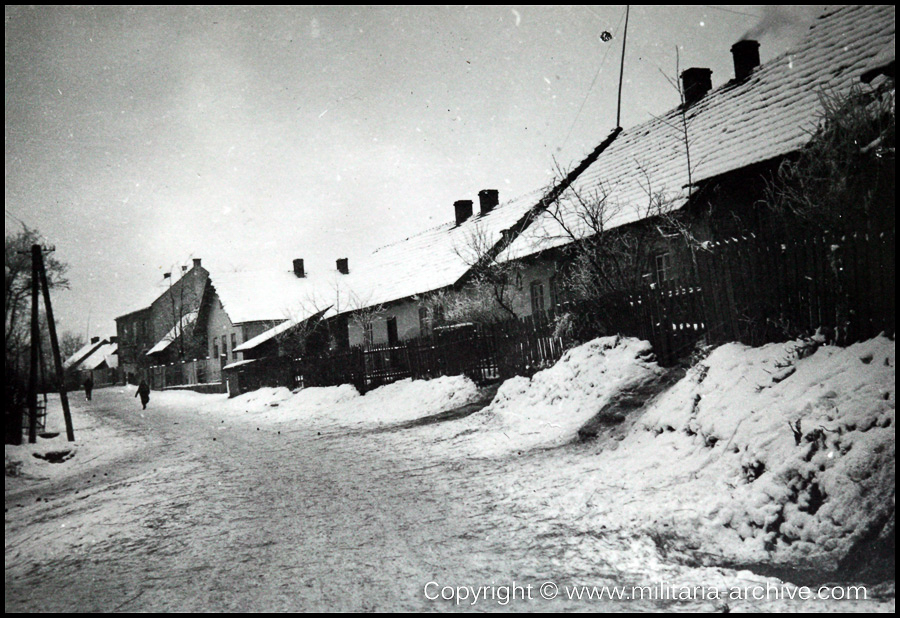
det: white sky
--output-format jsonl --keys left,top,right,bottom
{"left": 5, "top": 5, "right": 825, "bottom": 338}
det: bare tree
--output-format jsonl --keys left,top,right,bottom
{"left": 273, "top": 293, "right": 334, "bottom": 359}
{"left": 5, "top": 226, "right": 68, "bottom": 373}
{"left": 345, "top": 290, "right": 385, "bottom": 349}
{"left": 159, "top": 263, "right": 204, "bottom": 361}
{"left": 59, "top": 331, "right": 86, "bottom": 362}
{"left": 450, "top": 222, "right": 521, "bottom": 321}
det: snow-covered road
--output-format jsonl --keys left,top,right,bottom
{"left": 5, "top": 384, "right": 893, "bottom": 612}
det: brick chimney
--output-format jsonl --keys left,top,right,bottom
{"left": 454, "top": 200, "right": 473, "bottom": 225}
{"left": 478, "top": 189, "right": 499, "bottom": 216}
{"left": 91, "top": 336, "right": 100, "bottom": 344}
{"left": 731, "top": 40, "right": 760, "bottom": 81}
{"left": 680, "top": 68, "right": 713, "bottom": 106}
{"left": 109, "top": 336, "right": 118, "bottom": 344}
{"left": 336, "top": 258, "right": 349, "bottom": 275}
{"left": 293, "top": 259, "right": 305, "bottom": 278}
{"left": 192, "top": 258, "right": 202, "bottom": 269}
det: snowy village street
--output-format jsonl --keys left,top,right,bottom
{"left": 6, "top": 338, "right": 896, "bottom": 614}
{"left": 7, "top": 386, "right": 660, "bottom": 612}
{"left": 7, "top": 387, "right": 558, "bottom": 612}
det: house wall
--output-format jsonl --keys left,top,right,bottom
{"left": 117, "top": 264, "right": 209, "bottom": 376}
{"left": 205, "top": 294, "right": 245, "bottom": 365}
{"left": 504, "top": 260, "right": 561, "bottom": 316}
{"left": 147, "top": 265, "right": 209, "bottom": 347}
{"left": 115, "top": 307, "right": 152, "bottom": 382}
{"left": 347, "top": 298, "right": 423, "bottom": 347}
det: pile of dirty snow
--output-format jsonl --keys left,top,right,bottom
{"left": 442, "top": 336, "right": 663, "bottom": 456}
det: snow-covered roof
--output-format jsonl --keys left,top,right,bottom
{"left": 222, "top": 359, "right": 258, "bottom": 371}
{"left": 78, "top": 343, "right": 118, "bottom": 370}
{"left": 115, "top": 261, "right": 205, "bottom": 321}
{"left": 63, "top": 339, "right": 107, "bottom": 370}
{"left": 326, "top": 188, "right": 545, "bottom": 314}
{"left": 145, "top": 311, "right": 199, "bottom": 355}
{"left": 208, "top": 268, "right": 352, "bottom": 326}
{"left": 233, "top": 306, "right": 332, "bottom": 353}
{"left": 501, "top": 5, "right": 896, "bottom": 261}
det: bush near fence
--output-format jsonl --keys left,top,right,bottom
{"left": 242, "top": 228, "right": 894, "bottom": 395}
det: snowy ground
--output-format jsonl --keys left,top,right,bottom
{"left": 5, "top": 336, "right": 895, "bottom": 611}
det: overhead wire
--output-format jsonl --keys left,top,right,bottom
{"left": 561, "top": 5, "right": 628, "bottom": 150}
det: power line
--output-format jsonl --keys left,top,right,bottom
{"left": 699, "top": 5, "right": 761, "bottom": 18}
{"left": 615, "top": 5, "right": 630, "bottom": 127}
{"left": 561, "top": 5, "right": 628, "bottom": 150}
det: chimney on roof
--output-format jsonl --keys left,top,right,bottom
{"left": 91, "top": 336, "right": 100, "bottom": 344}
{"left": 731, "top": 39, "right": 760, "bottom": 81}
{"left": 478, "top": 189, "right": 499, "bottom": 216}
{"left": 109, "top": 336, "right": 117, "bottom": 344}
{"left": 181, "top": 265, "right": 187, "bottom": 274}
{"left": 680, "top": 68, "right": 713, "bottom": 106}
{"left": 454, "top": 200, "right": 473, "bottom": 225}
{"left": 192, "top": 258, "right": 202, "bottom": 269}
{"left": 336, "top": 258, "right": 349, "bottom": 275}
{"left": 293, "top": 258, "right": 305, "bottom": 278}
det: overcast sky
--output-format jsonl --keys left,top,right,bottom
{"left": 5, "top": 5, "right": 826, "bottom": 339}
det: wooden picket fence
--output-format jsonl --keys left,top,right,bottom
{"left": 695, "top": 228, "right": 895, "bottom": 347}
{"left": 243, "top": 228, "right": 894, "bottom": 394}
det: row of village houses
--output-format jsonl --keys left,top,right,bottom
{"left": 68, "top": 6, "right": 894, "bottom": 393}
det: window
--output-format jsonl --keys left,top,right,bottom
{"left": 655, "top": 252, "right": 673, "bottom": 285}
{"left": 549, "top": 274, "right": 559, "bottom": 311}
{"left": 386, "top": 317, "right": 399, "bottom": 345}
{"left": 363, "top": 322, "right": 374, "bottom": 348}
{"left": 530, "top": 280, "right": 545, "bottom": 315}
{"left": 231, "top": 333, "right": 237, "bottom": 360}
{"left": 221, "top": 335, "right": 227, "bottom": 359}
{"left": 418, "top": 306, "right": 429, "bottom": 336}
{"left": 213, "top": 339, "right": 219, "bottom": 359}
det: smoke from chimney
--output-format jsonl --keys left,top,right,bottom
{"left": 741, "top": 5, "right": 818, "bottom": 41}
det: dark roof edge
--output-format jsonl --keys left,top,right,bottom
{"left": 454, "top": 125, "right": 623, "bottom": 287}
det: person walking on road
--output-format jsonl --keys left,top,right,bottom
{"left": 135, "top": 379, "right": 150, "bottom": 410}
{"left": 83, "top": 375, "right": 94, "bottom": 401}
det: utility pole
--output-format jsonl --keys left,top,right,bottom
{"left": 27, "top": 245, "right": 40, "bottom": 443}
{"left": 37, "top": 246, "right": 75, "bottom": 442}
{"left": 23, "top": 244, "right": 75, "bottom": 443}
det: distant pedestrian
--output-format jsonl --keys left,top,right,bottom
{"left": 83, "top": 375, "right": 94, "bottom": 401}
{"left": 135, "top": 379, "right": 150, "bottom": 410}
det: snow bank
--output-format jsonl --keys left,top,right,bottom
{"left": 341, "top": 376, "right": 479, "bottom": 425}
{"left": 499, "top": 335, "right": 894, "bottom": 580}
{"left": 442, "top": 336, "right": 663, "bottom": 456}
{"left": 632, "top": 336, "right": 895, "bottom": 573}
{"left": 197, "top": 375, "right": 479, "bottom": 427}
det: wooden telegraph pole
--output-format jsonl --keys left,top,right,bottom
{"left": 27, "top": 245, "right": 40, "bottom": 443}
{"left": 37, "top": 246, "right": 75, "bottom": 442}
{"left": 24, "top": 244, "right": 75, "bottom": 443}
